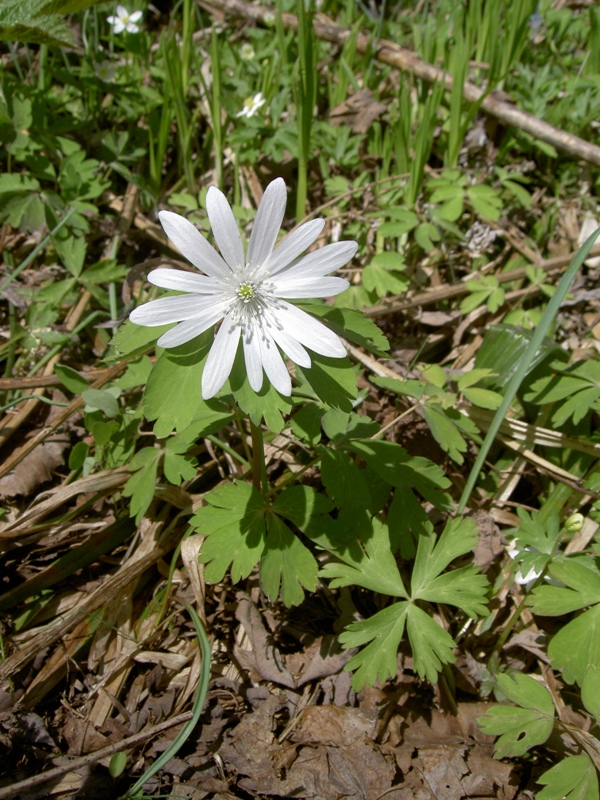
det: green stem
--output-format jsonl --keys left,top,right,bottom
{"left": 249, "top": 420, "right": 268, "bottom": 495}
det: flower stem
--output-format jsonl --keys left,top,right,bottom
{"left": 249, "top": 420, "right": 268, "bottom": 495}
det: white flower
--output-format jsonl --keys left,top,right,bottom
{"left": 508, "top": 549, "right": 542, "bottom": 586}
{"left": 130, "top": 178, "right": 356, "bottom": 399}
{"left": 94, "top": 59, "right": 117, "bottom": 82}
{"left": 236, "top": 92, "right": 266, "bottom": 119}
{"left": 107, "top": 5, "right": 143, "bottom": 34}
{"left": 240, "top": 43, "right": 255, "bottom": 60}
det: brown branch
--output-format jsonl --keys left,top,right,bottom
{"left": 199, "top": 0, "right": 600, "bottom": 168}
{"left": 0, "top": 711, "right": 193, "bottom": 800}
{"left": 365, "top": 244, "right": 600, "bottom": 318}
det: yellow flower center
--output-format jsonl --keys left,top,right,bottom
{"left": 236, "top": 282, "right": 257, "bottom": 302}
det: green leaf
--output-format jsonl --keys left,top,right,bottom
{"left": 477, "top": 673, "right": 555, "bottom": 758}
{"left": 193, "top": 482, "right": 267, "bottom": 584}
{"left": 82, "top": 388, "right": 120, "bottom": 418}
{"left": 410, "top": 518, "right": 488, "bottom": 617}
{"left": 68, "top": 441, "right": 89, "bottom": 471}
{"left": 547, "top": 605, "right": 600, "bottom": 686}
{"left": 456, "top": 368, "right": 498, "bottom": 390}
{"left": 271, "top": 485, "right": 333, "bottom": 531}
{"left": 296, "top": 354, "right": 358, "bottom": 412}
{"left": 474, "top": 324, "right": 567, "bottom": 392}
{"left": 229, "top": 349, "right": 293, "bottom": 432}
{"left": 582, "top": 664, "right": 600, "bottom": 720}
{"left": 109, "top": 320, "right": 173, "bottom": 360}
{"left": 163, "top": 438, "right": 197, "bottom": 484}
{"left": 537, "top": 755, "right": 599, "bottom": 800}
{"left": 320, "top": 448, "right": 373, "bottom": 534}
{"left": 339, "top": 601, "right": 409, "bottom": 689}
{"left": 0, "top": 0, "right": 75, "bottom": 46}
{"left": 0, "top": 174, "right": 40, "bottom": 193}
{"left": 371, "top": 375, "right": 427, "bottom": 400}
{"left": 387, "top": 486, "right": 431, "bottom": 558}
{"left": 320, "top": 408, "right": 379, "bottom": 443}
{"left": 422, "top": 404, "right": 469, "bottom": 464}
{"left": 290, "top": 403, "right": 324, "bottom": 445}
{"left": 55, "top": 364, "right": 89, "bottom": 394}
{"left": 114, "top": 357, "right": 154, "bottom": 390}
{"left": 529, "top": 557, "right": 600, "bottom": 616}
{"left": 407, "top": 604, "right": 457, "bottom": 681}
{"left": 347, "top": 440, "right": 453, "bottom": 511}
{"left": 462, "top": 387, "right": 502, "bottom": 410}
{"left": 414, "top": 221, "right": 440, "bottom": 251}
{"left": 108, "top": 751, "right": 128, "bottom": 779}
{"left": 362, "top": 259, "right": 409, "bottom": 297}
{"left": 378, "top": 207, "right": 419, "bottom": 235}
{"left": 143, "top": 335, "right": 212, "bottom": 438}
{"left": 53, "top": 233, "right": 87, "bottom": 277}
{"left": 260, "top": 515, "right": 318, "bottom": 606}
{"left": 553, "top": 387, "right": 600, "bottom": 426}
{"left": 299, "top": 304, "right": 390, "bottom": 357}
{"left": 467, "top": 184, "right": 503, "bottom": 221}
{"left": 320, "top": 517, "right": 408, "bottom": 597}
{"left": 123, "top": 448, "right": 161, "bottom": 524}
{"left": 0, "top": 192, "right": 45, "bottom": 232}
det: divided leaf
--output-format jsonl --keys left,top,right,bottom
{"left": 320, "top": 517, "right": 408, "bottom": 598}
{"left": 260, "top": 515, "right": 318, "bottom": 607}
{"left": 143, "top": 335, "right": 213, "bottom": 438}
{"left": 347, "top": 439, "right": 453, "bottom": 511}
{"left": 537, "top": 755, "right": 599, "bottom": 800}
{"left": 339, "top": 601, "right": 410, "bottom": 689}
{"left": 123, "top": 447, "right": 161, "bottom": 524}
{"left": 192, "top": 482, "right": 267, "bottom": 584}
{"left": 477, "top": 673, "right": 555, "bottom": 758}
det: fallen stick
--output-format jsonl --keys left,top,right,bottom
{"left": 0, "top": 711, "right": 193, "bottom": 800}
{"left": 199, "top": 0, "right": 600, "bottom": 168}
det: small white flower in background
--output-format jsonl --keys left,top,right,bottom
{"left": 508, "top": 549, "right": 542, "bottom": 586}
{"left": 508, "top": 541, "right": 545, "bottom": 588}
{"left": 130, "top": 178, "right": 356, "bottom": 399}
{"left": 107, "top": 5, "right": 143, "bottom": 34}
{"left": 236, "top": 92, "right": 266, "bottom": 119}
{"left": 94, "top": 59, "right": 117, "bottom": 82}
{"left": 240, "top": 43, "right": 256, "bottom": 60}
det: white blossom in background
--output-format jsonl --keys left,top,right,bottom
{"left": 508, "top": 542, "right": 544, "bottom": 588}
{"left": 240, "top": 43, "right": 256, "bottom": 60}
{"left": 94, "top": 59, "right": 117, "bottom": 82}
{"left": 130, "top": 178, "right": 357, "bottom": 399}
{"left": 236, "top": 92, "right": 266, "bottom": 119}
{"left": 107, "top": 5, "right": 143, "bottom": 34}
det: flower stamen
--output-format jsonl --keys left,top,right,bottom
{"left": 236, "top": 282, "right": 257, "bottom": 303}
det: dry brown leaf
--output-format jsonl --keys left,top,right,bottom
{"left": 329, "top": 88, "right": 387, "bottom": 133}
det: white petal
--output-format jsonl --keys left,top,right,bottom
{"left": 267, "top": 321, "right": 312, "bottom": 368}
{"left": 276, "top": 241, "right": 358, "bottom": 280}
{"left": 273, "top": 276, "right": 349, "bottom": 298}
{"left": 158, "top": 210, "right": 231, "bottom": 280}
{"left": 130, "top": 294, "right": 225, "bottom": 326}
{"left": 273, "top": 301, "right": 346, "bottom": 358}
{"left": 246, "top": 178, "right": 287, "bottom": 268}
{"left": 130, "top": 10, "right": 143, "bottom": 21}
{"left": 155, "top": 303, "right": 230, "bottom": 347}
{"left": 242, "top": 332, "right": 264, "bottom": 392}
{"left": 206, "top": 187, "right": 245, "bottom": 269}
{"left": 148, "top": 267, "right": 222, "bottom": 294}
{"left": 258, "top": 333, "right": 291, "bottom": 395}
{"left": 263, "top": 218, "right": 325, "bottom": 276}
{"left": 202, "top": 316, "right": 241, "bottom": 399}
